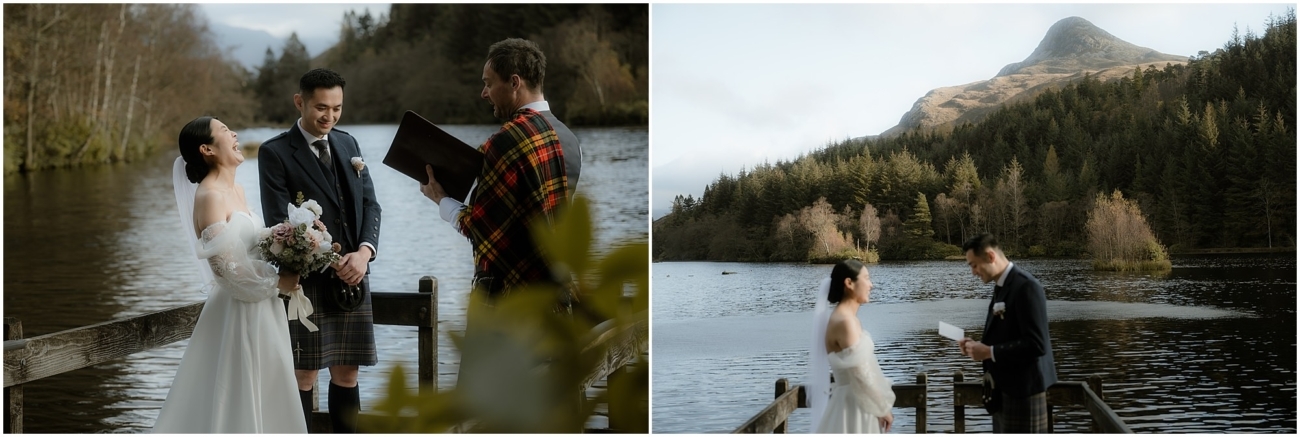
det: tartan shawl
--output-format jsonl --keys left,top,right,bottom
{"left": 456, "top": 108, "right": 569, "bottom": 292}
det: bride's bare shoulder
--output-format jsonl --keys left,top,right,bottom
{"left": 192, "top": 185, "right": 232, "bottom": 234}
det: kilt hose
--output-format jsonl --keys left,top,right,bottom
{"left": 992, "top": 391, "right": 1049, "bottom": 433}
{"left": 286, "top": 275, "right": 378, "bottom": 370}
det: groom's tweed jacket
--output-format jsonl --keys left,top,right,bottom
{"left": 455, "top": 108, "right": 568, "bottom": 296}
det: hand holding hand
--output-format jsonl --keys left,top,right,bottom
{"left": 419, "top": 165, "right": 448, "bottom": 204}
{"left": 335, "top": 247, "right": 371, "bottom": 286}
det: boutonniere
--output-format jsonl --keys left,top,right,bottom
{"left": 993, "top": 302, "right": 1006, "bottom": 319}
{"left": 351, "top": 157, "right": 365, "bottom": 178}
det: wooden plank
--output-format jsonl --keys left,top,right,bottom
{"left": 731, "top": 382, "right": 801, "bottom": 434}
{"left": 580, "top": 317, "right": 648, "bottom": 391}
{"left": 1046, "top": 381, "right": 1088, "bottom": 406}
{"left": 5, "top": 318, "right": 22, "bottom": 434}
{"left": 417, "top": 277, "right": 438, "bottom": 395}
{"left": 3, "top": 302, "right": 203, "bottom": 388}
{"left": 953, "top": 381, "right": 984, "bottom": 407}
{"left": 1083, "top": 383, "right": 1132, "bottom": 433}
{"left": 891, "top": 384, "right": 928, "bottom": 408}
{"left": 773, "top": 379, "right": 790, "bottom": 433}
{"left": 369, "top": 292, "right": 437, "bottom": 327}
{"left": 954, "top": 371, "right": 966, "bottom": 434}
{"left": 914, "top": 373, "right": 927, "bottom": 434}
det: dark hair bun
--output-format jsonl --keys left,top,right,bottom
{"left": 828, "top": 259, "right": 865, "bottom": 303}
{"left": 178, "top": 116, "right": 216, "bottom": 183}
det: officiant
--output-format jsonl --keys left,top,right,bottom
{"left": 420, "top": 38, "right": 577, "bottom": 300}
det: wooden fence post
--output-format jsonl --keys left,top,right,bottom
{"left": 1087, "top": 375, "right": 1103, "bottom": 433}
{"left": 418, "top": 276, "right": 439, "bottom": 395}
{"left": 5, "top": 318, "right": 22, "bottom": 434}
{"left": 953, "top": 370, "right": 965, "bottom": 434}
{"left": 774, "top": 378, "right": 789, "bottom": 433}
{"left": 914, "top": 373, "right": 927, "bottom": 434}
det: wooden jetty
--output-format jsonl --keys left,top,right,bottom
{"left": 3, "top": 277, "right": 647, "bottom": 433}
{"left": 733, "top": 370, "right": 1131, "bottom": 433}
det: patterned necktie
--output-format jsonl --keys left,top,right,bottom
{"left": 312, "top": 140, "right": 333, "bottom": 174}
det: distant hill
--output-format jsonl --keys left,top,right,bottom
{"left": 881, "top": 17, "right": 1188, "bottom": 138}
{"left": 207, "top": 21, "right": 334, "bottom": 71}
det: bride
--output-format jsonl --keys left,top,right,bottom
{"left": 808, "top": 259, "right": 895, "bottom": 433}
{"left": 153, "top": 116, "right": 309, "bottom": 433}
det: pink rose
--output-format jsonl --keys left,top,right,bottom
{"left": 305, "top": 229, "right": 322, "bottom": 251}
{"left": 271, "top": 223, "right": 294, "bottom": 243}
{"left": 314, "top": 219, "right": 328, "bottom": 233}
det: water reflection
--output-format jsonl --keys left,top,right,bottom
{"left": 652, "top": 256, "right": 1295, "bottom": 433}
{"left": 4, "top": 124, "right": 647, "bottom": 433}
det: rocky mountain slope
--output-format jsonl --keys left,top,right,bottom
{"left": 880, "top": 17, "right": 1188, "bottom": 138}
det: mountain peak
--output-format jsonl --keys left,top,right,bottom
{"left": 997, "top": 16, "right": 1185, "bottom": 76}
{"left": 880, "top": 16, "right": 1190, "bottom": 138}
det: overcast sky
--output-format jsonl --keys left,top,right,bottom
{"left": 198, "top": 3, "right": 388, "bottom": 63}
{"left": 651, "top": 3, "right": 1294, "bottom": 218}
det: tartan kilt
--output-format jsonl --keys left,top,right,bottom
{"left": 286, "top": 275, "right": 378, "bottom": 369}
{"left": 992, "top": 391, "right": 1049, "bottom": 433}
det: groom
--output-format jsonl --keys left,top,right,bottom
{"left": 259, "top": 68, "right": 382, "bottom": 433}
{"left": 958, "top": 233, "right": 1057, "bottom": 433}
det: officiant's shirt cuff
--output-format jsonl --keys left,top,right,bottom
{"left": 439, "top": 197, "right": 466, "bottom": 231}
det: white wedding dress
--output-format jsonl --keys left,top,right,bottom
{"left": 814, "top": 330, "right": 895, "bottom": 433}
{"left": 152, "top": 210, "right": 307, "bottom": 433}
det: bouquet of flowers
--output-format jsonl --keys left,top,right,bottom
{"left": 257, "top": 196, "right": 341, "bottom": 278}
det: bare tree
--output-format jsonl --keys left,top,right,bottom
{"left": 1086, "top": 190, "right": 1170, "bottom": 271}
{"left": 858, "top": 203, "right": 880, "bottom": 252}
{"left": 800, "top": 197, "right": 841, "bottom": 257}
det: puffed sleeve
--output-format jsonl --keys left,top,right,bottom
{"left": 834, "top": 336, "right": 896, "bottom": 418}
{"left": 197, "top": 222, "right": 280, "bottom": 302}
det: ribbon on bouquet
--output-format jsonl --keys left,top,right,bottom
{"left": 284, "top": 285, "right": 319, "bottom": 332}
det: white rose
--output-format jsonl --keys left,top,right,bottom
{"left": 257, "top": 228, "right": 272, "bottom": 240}
{"left": 270, "top": 241, "right": 284, "bottom": 255}
{"left": 288, "top": 203, "right": 315, "bottom": 227}
{"left": 301, "top": 199, "right": 323, "bottom": 218}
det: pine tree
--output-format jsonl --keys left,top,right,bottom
{"left": 904, "top": 192, "right": 934, "bottom": 239}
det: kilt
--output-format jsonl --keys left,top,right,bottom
{"left": 992, "top": 391, "right": 1048, "bottom": 433}
{"left": 286, "top": 276, "right": 377, "bottom": 369}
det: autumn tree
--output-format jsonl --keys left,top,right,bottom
{"left": 1085, "top": 190, "right": 1171, "bottom": 271}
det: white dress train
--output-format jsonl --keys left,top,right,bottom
{"left": 815, "top": 330, "right": 895, "bottom": 433}
{"left": 152, "top": 211, "right": 307, "bottom": 433}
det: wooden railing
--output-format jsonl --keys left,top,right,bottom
{"left": 732, "top": 374, "right": 929, "bottom": 434}
{"left": 2, "top": 276, "right": 647, "bottom": 433}
{"left": 734, "top": 371, "right": 1132, "bottom": 433}
{"left": 950, "top": 370, "right": 1131, "bottom": 433}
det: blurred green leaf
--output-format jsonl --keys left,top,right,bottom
{"left": 362, "top": 198, "right": 648, "bottom": 433}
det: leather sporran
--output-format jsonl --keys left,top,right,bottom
{"left": 328, "top": 277, "right": 367, "bottom": 312}
{"left": 981, "top": 373, "right": 1003, "bottom": 414}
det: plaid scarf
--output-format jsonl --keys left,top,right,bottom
{"left": 456, "top": 108, "right": 569, "bottom": 293}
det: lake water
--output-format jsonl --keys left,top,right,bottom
{"left": 3, "top": 123, "right": 647, "bottom": 433}
{"left": 651, "top": 256, "right": 1296, "bottom": 433}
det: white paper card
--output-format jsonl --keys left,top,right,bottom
{"left": 939, "top": 321, "right": 963, "bottom": 341}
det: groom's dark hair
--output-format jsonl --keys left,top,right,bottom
{"left": 299, "top": 68, "right": 347, "bottom": 97}
{"left": 828, "top": 259, "right": 865, "bottom": 303}
{"left": 962, "top": 233, "right": 1002, "bottom": 259}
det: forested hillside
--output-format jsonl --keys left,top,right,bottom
{"left": 654, "top": 11, "right": 1295, "bottom": 262}
{"left": 248, "top": 4, "right": 648, "bottom": 126}
{"left": 3, "top": 4, "right": 254, "bottom": 172}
